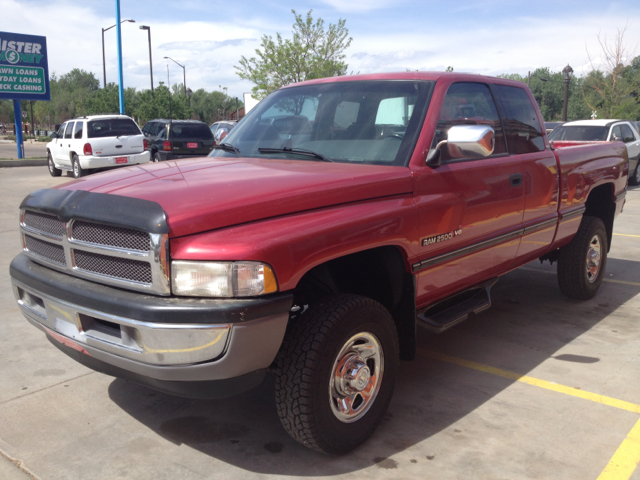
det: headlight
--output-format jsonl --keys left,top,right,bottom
{"left": 171, "top": 261, "right": 278, "bottom": 297}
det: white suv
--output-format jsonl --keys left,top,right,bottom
{"left": 47, "top": 115, "right": 151, "bottom": 178}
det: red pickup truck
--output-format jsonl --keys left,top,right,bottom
{"left": 10, "top": 72, "right": 628, "bottom": 454}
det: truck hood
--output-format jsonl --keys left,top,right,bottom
{"left": 59, "top": 157, "right": 413, "bottom": 238}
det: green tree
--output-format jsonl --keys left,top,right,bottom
{"left": 583, "top": 26, "right": 640, "bottom": 119}
{"left": 236, "top": 10, "right": 352, "bottom": 99}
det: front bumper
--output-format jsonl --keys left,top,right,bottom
{"left": 80, "top": 151, "right": 150, "bottom": 169}
{"left": 10, "top": 254, "right": 293, "bottom": 398}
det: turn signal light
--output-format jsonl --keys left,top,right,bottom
{"left": 83, "top": 143, "right": 92, "bottom": 155}
{"left": 163, "top": 141, "right": 172, "bottom": 151}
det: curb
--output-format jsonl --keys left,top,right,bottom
{"left": 0, "top": 160, "right": 47, "bottom": 168}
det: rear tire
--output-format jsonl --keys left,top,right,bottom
{"left": 47, "top": 151, "right": 61, "bottom": 177}
{"left": 274, "top": 294, "right": 399, "bottom": 454}
{"left": 629, "top": 160, "right": 640, "bottom": 186}
{"left": 72, "top": 154, "right": 84, "bottom": 179}
{"left": 152, "top": 153, "right": 160, "bottom": 163}
{"left": 557, "top": 216, "right": 607, "bottom": 299}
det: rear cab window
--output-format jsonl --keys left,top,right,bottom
{"left": 87, "top": 118, "right": 141, "bottom": 138}
{"left": 494, "top": 85, "right": 545, "bottom": 154}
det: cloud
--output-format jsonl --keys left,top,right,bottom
{"left": 158, "top": 39, "right": 256, "bottom": 51}
{"left": 320, "top": 0, "right": 403, "bottom": 13}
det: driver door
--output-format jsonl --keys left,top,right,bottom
{"left": 411, "top": 81, "right": 524, "bottom": 307}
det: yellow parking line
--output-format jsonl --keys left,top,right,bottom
{"left": 419, "top": 350, "right": 640, "bottom": 480}
{"left": 613, "top": 233, "right": 640, "bottom": 238}
{"left": 519, "top": 268, "right": 640, "bottom": 287}
{"left": 418, "top": 350, "right": 640, "bottom": 414}
{"left": 597, "top": 418, "right": 640, "bottom": 480}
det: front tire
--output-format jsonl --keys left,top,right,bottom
{"left": 72, "top": 154, "right": 84, "bottom": 179}
{"left": 557, "top": 216, "right": 608, "bottom": 299}
{"left": 275, "top": 294, "right": 399, "bottom": 454}
{"left": 47, "top": 151, "right": 61, "bottom": 177}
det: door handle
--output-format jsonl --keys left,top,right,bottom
{"left": 509, "top": 173, "right": 523, "bottom": 187}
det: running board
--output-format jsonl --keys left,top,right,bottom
{"left": 416, "top": 278, "right": 498, "bottom": 333}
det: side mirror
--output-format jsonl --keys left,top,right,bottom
{"left": 613, "top": 134, "right": 624, "bottom": 142}
{"left": 426, "top": 125, "right": 495, "bottom": 168}
{"left": 447, "top": 125, "right": 495, "bottom": 157}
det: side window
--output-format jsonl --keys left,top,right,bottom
{"left": 611, "top": 125, "right": 623, "bottom": 141}
{"left": 157, "top": 128, "right": 166, "bottom": 140}
{"left": 495, "top": 85, "right": 545, "bottom": 154}
{"left": 434, "top": 82, "right": 506, "bottom": 162}
{"left": 64, "top": 122, "right": 75, "bottom": 139}
{"left": 57, "top": 123, "right": 66, "bottom": 138}
{"left": 141, "top": 123, "right": 150, "bottom": 134}
{"left": 73, "top": 121, "right": 83, "bottom": 139}
{"left": 620, "top": 124, "right": 635, "bottom": 143}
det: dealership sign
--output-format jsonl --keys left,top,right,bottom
{"left": 0, "top": 31, "right": 50, "bottom": 101}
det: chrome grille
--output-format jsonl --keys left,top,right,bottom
{"left": 20, "top": 208, "right": 170, "bottom": 296}
{"left": 73, "top": 250, "right": 153, "bottom": 284}
{"left": 24, "top": 235, "right": 67, "bottom": 266}
{"left": 23, "top": 211, "right": 65, "bottom": 238}
{"left": 72, "top": 221, "right": 151, "bottom": 251}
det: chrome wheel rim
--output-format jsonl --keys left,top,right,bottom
{"left": 329, "top": 331, "right": 384, "bottom": 423}
{"left": 48, "top": 156, "right": 54, "bottom": 172}
{"left": 73, "top": 161, "right": 78, "bottom": 176}
{"left": 586, "top": 235, "right": 602, "bottom": 283}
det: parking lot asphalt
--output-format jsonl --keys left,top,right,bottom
{"left": 1, "top": 166, "right": 639, "bottom": 480}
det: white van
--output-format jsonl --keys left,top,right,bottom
{"left": 47, "top": 115, "right": 151, "bottom": 178}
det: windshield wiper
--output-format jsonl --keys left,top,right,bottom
{"left": 212, "top": 143, "right": 241, "bottom": 155}
{"left": 258, "top": 147, "right": 331, "bottom": 162}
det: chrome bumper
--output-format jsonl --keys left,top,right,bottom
{"left": 14, "top": 280, "right": 231, "bottom": 366}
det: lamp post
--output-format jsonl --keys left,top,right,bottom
{"left": 562, "top": 64, "right": 573, "bottom": 122}
{"left": 164, "top": 57, "right": 186, "bottom": 96}
{"left": 139, "top": 25, "right": 154, "bottom": 93}
{"left": 102, "top": 19, "right": 135, "bottom": 88}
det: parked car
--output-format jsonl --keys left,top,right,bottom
{"left": 142, "top": 119, "right": 214, "bottom": 161}
{"left": 549, "top": 119, "right": 640, "bottom": 185}
{"left": 46, "top": 115, "right": 150, "bottom": 179}
{"left": 544, "top": 121, "right": 563, "bottom": 133}
{"left": 12, "top": 72, "right": 628, "bottom": 454}
{"left": 210, "top": 120, "right": 237, "bottom": 145}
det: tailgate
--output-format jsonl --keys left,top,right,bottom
{"left": 90, "top": 134, "right": 146, "bottom": 157}
{"left": 170, "top": 124, "right": 214, "bottom": 156}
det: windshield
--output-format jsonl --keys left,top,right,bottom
{"left": 209, "top": 80, "right": 434, "bottom": 165}
{"left": 548, "top": 125, "right": 609, "bottom": 142}
{"left": 87, "top": 118, "right": 141, "bottom": 138}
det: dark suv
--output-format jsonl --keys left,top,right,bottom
{"left": 142, "top": 119, "right": 214, "bottom": 162}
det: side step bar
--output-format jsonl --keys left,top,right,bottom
{"left": 416, "top": 277, "right": 498, "bottom": 333}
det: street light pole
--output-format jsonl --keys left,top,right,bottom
{"left": 101, "top": 19, "right": 135, "bottom": 88}
{"left": 164, "top": 57, "right": 186, "bottom": 95}
{"left": 562, "top": 64, "right": 573, "bottom": 122}
{"left": 139, "top": 25, "right": 154, "bottom": 93}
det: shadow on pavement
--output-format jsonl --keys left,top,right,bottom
{"left": 108, "top": 257, "right": 640, "bottom": 475}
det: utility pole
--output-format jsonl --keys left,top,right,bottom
{"left": 528, "top": 71, "right": 531, "bottom": 86}
{"left": 562, "top": 64, "right": 573, "bottom": 122}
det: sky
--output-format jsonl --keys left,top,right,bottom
{"left": 3, "top": 0, "right": 640, "bottom": 100}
